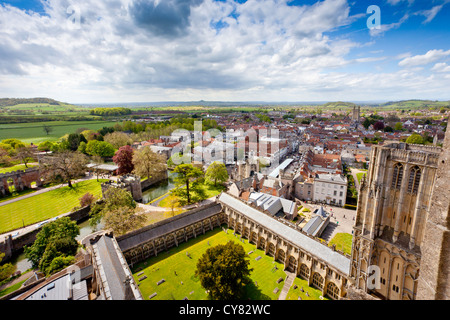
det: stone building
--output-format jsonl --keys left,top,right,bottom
{"left": 217, "top": 192, "right": 350, "bottom": 300}
{"left": 349, "top": 125, "right": 449, "bottom": 299}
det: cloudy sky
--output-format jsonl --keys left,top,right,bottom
{"left": 0, "top": 0, "right": 449, "bottom": 104}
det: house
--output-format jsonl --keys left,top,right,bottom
{"left": 303, "top": 206, "right": 330, "bottom": 238}
{"left": 247, "top": 192, "right": 298, "bottom": 220}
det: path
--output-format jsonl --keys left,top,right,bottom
{"left": 278, "top": 271, "right": 296, "bottom": 300}
{"left": 0, "top": 175, "right": 96, "bottom": 207}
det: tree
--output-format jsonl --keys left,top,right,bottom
{"left": 406, "top": 133, "right": 425, "bottom": 145}
{"left": 0, "top": 252, "right": 16, "bottom": 282}
{"left": 79, "top": 192, "right": 96, "bottom": 207}
{"left": 373, "top": 121, "right": 385, "bottom": 131}
{"left": 89, "top": 187, "right": 136, "bottom": 229}
{"left": 104, "top": 131, "right": 133, "bottom": 149}
{"left": 15, "top": 145, "right": 35, "bottom": 168}
{"left": 24, "top": 217, "right": 79, "bottom": 275}
{"left": 85, "top": 140, "right": 115, "bottom": 157}
{"left": 172, "top": 164, "right": 204, "bottom": 205}
{"left": 65, "top": 133, "right": 87, "bottom": 151}
{"left": 112, "top": 145, "right": 134, "bottom": 175}
{"left": 40, "top": 151, "right": 88, "bottom": 188}
{"left": 394, "top": 122, "right": 403, "bottom": 131}
{"left": 43, "top": 124, "right": 53, "bottom": 136}
{"left": 195, "top": 241, "right": 252, "bottom": 300}
{"left": 205, "top": 161, "right": 229, "bottom": 186}
{"left": 132, "top": 146, "right": 166, "bottom": 180}
{"left": 103, "top": 206, "right": 146, "bottom": 236}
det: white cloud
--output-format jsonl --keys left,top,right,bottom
{"left": 399, "top": 49, "right": 450, "bottom": 67}
{"left": 0, "top": 0, "right": 449, "bottom": 103}
{"left": 432, "top": 62, "right": 450, "bottom": 73}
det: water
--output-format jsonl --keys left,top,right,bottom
{"left": 141, "top": 171, "right": 177, "bottom": 204}
{"left": 10, "top": 171, "right": 177, "bottom": 272}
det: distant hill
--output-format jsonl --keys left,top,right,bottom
{"left": 0, "top": 97, "right": 64, "bottom": 107}
{"left": 323, "top": 101, "right": 358, "bottom": 108}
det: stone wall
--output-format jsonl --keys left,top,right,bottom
{"left": 0, "top": 167, "right": 42, "bottom": 196}
{"left": 416, "top": 119, "right": 450, "bottom": 300}
{"left": 0, "top": 204, "right": 93, "bottom": 262}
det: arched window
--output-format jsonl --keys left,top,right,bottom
{"left": 300, "top": 264, "right": 310, "bottom": 280}
{"left": 407, "top": 166, "right": 421, "bottom": 194}
{"left": 312, "top": 272, "right": 324, "bottom": 290}
{"left": 391, "top": 163, "right": 403, "bottom": 189}
{"left": 326, "top": 282, "right": 340, "bottom": 300}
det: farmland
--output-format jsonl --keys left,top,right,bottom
{"left": 0, "top": 120, "right": 117, "bottom": 144}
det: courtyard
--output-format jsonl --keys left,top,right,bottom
{"left": 131, "top": 226, "right": 328, "bottom": 301}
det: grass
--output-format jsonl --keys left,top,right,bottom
{"left": 158, "top": 183, "right": 226, "bottom": 208}
{"left": 0, "top": 120, "right": 117, "bottom": 144}
{"left": 328, "top": 233, "right": 353, "bottom": 255}
{"left": 0, "top": 279, "right": 27, "bottom": 298}
{"left": 0, "top": 179, "right": 107, "bottom": 234}
{"left": 0, "top": 164, "right": 38, "bottom": 174}
{"left": 132, "top": 227, "right": 325, "bottom": 301}
{"left": 286, "top": 276, "right": 328, "bottom": 300}
{"left": 356, "top": 172, "right": 366, "bottom": 184}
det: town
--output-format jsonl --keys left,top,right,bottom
{"left": 0, "top": 100, "right": 448, "bottom": 302}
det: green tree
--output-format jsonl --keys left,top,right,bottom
{"left": 103, "top": 206, "right": 146, "bottom": 236}
{"left": 85, "top": 140, "right": 115, "bottom": 157}
{"left": 205, "top": 161, "right": 229, "bottom": 186}
{"left": 394, "top": 122, "right": 403, "bottom": 131}
{"left": 195, "top": 241, "right": 253, "bottom": 300}
{"left": 24, "top": 217, "right": 79, "bottom": 274}
{"left": 89, "top": 187, "right": 136, "bottom": 229}
{"left": 0, "top": 252, "right": 16, "bottom": 281}
{"left": 132, "top": 146, "right": 166, "bottom": 180}
{"left": 40, "top": 151, "right": 88, "bottom": 188}
{"left": 172, "top": 164, "right": 204, "bottom": 205}
{"left": 406, "top": 133, "right": 425, "bottom": 145}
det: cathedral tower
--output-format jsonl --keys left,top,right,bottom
{"left": 349, "top": 132, "right": 446, "bottom": 299}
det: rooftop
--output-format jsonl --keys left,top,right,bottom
{"left": 218, "top": 192, "right": 350, "bottom": 275}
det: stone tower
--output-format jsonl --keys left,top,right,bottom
{"left": 416, "top": 123, "right": 450, "bottom": 300}
{"left": 349, "top": 139, "right": 443, "bottom": 299}
{"left": 352, "top": 106, "right": 361, "bottom": 123}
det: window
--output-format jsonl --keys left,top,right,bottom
{"left": 340, "top": 191, "right": 343, "bottom": 197}
{"left": 391, "top": 163, "right": 403, "bottom": 189}
{"left": 407, "top": 166, "right": 421, "bottom": 194}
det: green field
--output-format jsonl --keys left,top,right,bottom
{"left": 132, "top": 227, "right": 325, "bottom": 301}
{"left": 0, "top": 179, "right": 107, "bottom": 234}
{"left": 0, "top": 164, "right": 38, "bottom": 174}
{"left": 328, "top": 233, "right": 353, "bottom": 256}
{"left": 0, "top": 120, "right": 117, "bottom": 144}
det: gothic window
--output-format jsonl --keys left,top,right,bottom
{"left": 407, "top": 166, "right": 421, "bottom": 194}
{"left": 326, "top": 282, "right": 340, "bottom": 300}
{"left": 312, "top": 273, "right": 324, "bottom": 290}
{"left": 391, "top": 163, "right": 403, "bottom": 189}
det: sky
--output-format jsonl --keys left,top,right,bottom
{"left": 0, "top": 0, "right": 449, "bottom": 104}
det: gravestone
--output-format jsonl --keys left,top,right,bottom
{"left": 149, "top": 293, "right": 157, "bottom": 299}
{"left": 255, "top": 256, "right": 262, "bottom": 261}
{"left": 273, "top": 288, "right": 279, "bottom": 294}
{"left": 157, "top": 279, "right": 165, "bottom": 286}
{"left": 138, "top": 275, "right": 147, "bottom": 282}
{"left": 276, "top": 277, "right": 283, "bottom": 284}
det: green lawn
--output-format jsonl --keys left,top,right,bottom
{"left": 0, "top": 179, "right": 107, "bottom": 234}
{"left": 328, "top": 233, "right": 353, "bottom": 255}
{"left": 158, "top": 183, "right": 226, "bottom": 208}
{"left": 132, "top": 227, "right": 325, "bottom": 301}
{"left": 0, "top": 120, "right": 117, "bottom": 144}
{"left": 286, "top": 276, "right": 328, "bottom": 300}
{"left": 0, "top": 164, "right": 38, "bottom": 174}
{"left": 356, "top": 172, "right": 366, "bottom": 184}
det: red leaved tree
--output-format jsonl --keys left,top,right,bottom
{"left": 113, "top": 145, "right": 134, "bottom": 175}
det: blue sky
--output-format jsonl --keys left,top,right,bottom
{"left": 0, "top": 0, "right": 449, "bottom": 103}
